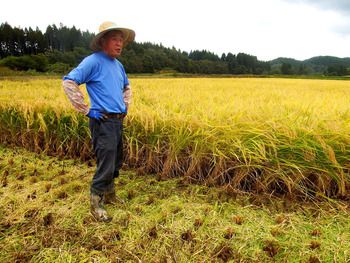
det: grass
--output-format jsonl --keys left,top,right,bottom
{"left": 0, "top": 145, "right": 350, "bottom": 262}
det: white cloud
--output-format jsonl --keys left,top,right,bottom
{"left": 283, "top": 0, "right": 350, "bottom": 15}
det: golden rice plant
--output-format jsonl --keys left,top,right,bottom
{"left": 1, "top": 77, "right": 350, "bottom": 198}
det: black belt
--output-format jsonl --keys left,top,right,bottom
{"left": 104, "top": 113, "right": 126, "bottom": 119}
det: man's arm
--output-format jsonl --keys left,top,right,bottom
{"left": 123, "top": 85, "right": 132, "bottom": 111}
{"left": 62, "top": 79, "right": 89, "bottom": 115}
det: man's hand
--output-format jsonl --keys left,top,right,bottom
{"left": 125, "top": 103, "right": 129, "bottom": 112}
{"left": 86, "top": 110, "right": 107, "bottom": 120}
{"left": 123, "top": 86, "right": 132, "bottom": 112}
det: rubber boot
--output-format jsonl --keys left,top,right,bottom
{"left": 90, "top": 193, "right": 112, "bottom": 222}
{"left": 103, "top": 189, "right": 125, "bottom": 205}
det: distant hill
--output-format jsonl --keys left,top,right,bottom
{"left": 304, "top": 56, "right": 350, "bottom": 67}
{"left": 270, "top": 56, "right": 350, "bottom": 74}
{"left": 270, "top": 57, "right": 302, "bottom": 66}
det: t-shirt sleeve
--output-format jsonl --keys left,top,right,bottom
{"left": 63, "top": 55, "right": 98, "bottom": 85}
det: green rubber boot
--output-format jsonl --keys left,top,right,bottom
{"left": 103, "top": 189, "right": 125, "bottom": 205}
{"left": 90, "top": 193, "right": 112, "bottom": 222}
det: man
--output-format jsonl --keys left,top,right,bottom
{"left": 62, "top": 21, "right": 135, "bottom": 222}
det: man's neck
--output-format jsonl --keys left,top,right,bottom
{"left": 102, "top": 50, "right": 119, "bottom": 59}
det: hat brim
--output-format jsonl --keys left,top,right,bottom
{"left": 90, "top": 26, "right": 135, "bottom": 51}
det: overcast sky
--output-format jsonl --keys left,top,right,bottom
{"left": 1, "top": 0, "right": 350, "bottom": 61}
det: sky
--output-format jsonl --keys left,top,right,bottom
{"left": 1, "top": 0, "right": 350, "bottom": 61}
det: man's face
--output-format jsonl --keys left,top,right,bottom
{"left": 101, "top": 30, "right": 124, "bottom": 58}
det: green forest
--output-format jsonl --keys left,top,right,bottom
{"left": 1, "top": 22, "right": 350, "bottom": 76}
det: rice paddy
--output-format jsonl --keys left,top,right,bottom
{"left": 1, "top": 77, "right": 350, "bottom": 198}
{"left": 1, "top": 76, "right": 350, "bottom": 261}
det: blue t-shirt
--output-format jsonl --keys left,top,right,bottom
{"left": 63, "top": 51, "right": 129, "bottom": 113}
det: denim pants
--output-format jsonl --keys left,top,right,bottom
{"left": 89, "top": 117, "right": 123, "bottom": 195}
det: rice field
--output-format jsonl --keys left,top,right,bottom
{"left": 1, "top": 77, "right": 350, "bottom": 198}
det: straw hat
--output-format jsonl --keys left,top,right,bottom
{"left": 90, "top": 21, "right": 135, "bottom": 51}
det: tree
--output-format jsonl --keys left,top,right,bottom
{"left": 326, "top": 65, "right": 348, "bottom": 76}
{"left": 1, "top": 22, "right": 276, "bottom": 75}
{"left": 226, "top": 53, "right": 237, "bottom": 74}
{"left": 281, "top": 63, "right": 293, "bottom": 75}
{"left": 189, "top": 50, "right": 220, "bottom": 61}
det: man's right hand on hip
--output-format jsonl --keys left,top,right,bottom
{"left": 87, "top": 110, "right": 107, "bottom": 120}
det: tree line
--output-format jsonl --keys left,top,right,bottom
{"left": 0, "top": 22, "right": 348, "bottom": 76}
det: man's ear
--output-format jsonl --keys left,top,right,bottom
{"left": 99, "top": 36, "right": 106, "bottom": 48}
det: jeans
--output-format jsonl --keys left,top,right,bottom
{"left": 89, "top": 117, "right": 123, "bottom": 195}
